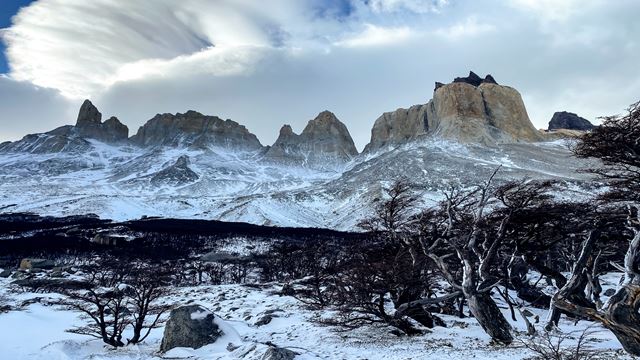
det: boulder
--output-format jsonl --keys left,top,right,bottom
{"left": 548, "top": 111, "right": 595, "bottom": 131}
{"left": 19, "top": 258, "right": 56, "bottom": 270}
{"left": 160, "top": 305, "right": 222, "bottom": 352}
{"left": 131, "top": 110, "right": 263, "bottom": 150}
{"left": 265, "top": 111, "right": 358, "bottom": 166}
{"left": 0, "top": 269, "right": 11, "bottom": 278}
{"left": 262, "top": 345, "right": 299, "bottom": 360}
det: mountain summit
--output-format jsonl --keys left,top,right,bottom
{"left": 364, "top": 72, "right": 543, "bottom": 152}
{"left": 265, "top": 110, "right": 358, "bottom": 167}
{"left": 130, "top": 111, "right": 263, "bottom": 150}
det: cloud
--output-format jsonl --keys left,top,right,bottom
{"left": 0, "top": 76, "right": 75, "bottom": 141}
{"left": 366, "top": 0, "right": 450, "bottom": 14}
{"left": 434, "top": 16, "right": 495, "bottom": 39}
{"left": 334, "top": 24, "right": 414, "bottom": 48}
{"left": 1, "top": 0, "right": 640, "bottom": 151}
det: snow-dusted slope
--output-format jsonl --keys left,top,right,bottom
{"left": 0, "top": 137, "right": 597, "bottom": 230}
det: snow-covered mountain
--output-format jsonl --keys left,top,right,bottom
{"left": 0, "top": 72, "right": 598, "bottom": 230}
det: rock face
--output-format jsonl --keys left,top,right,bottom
{"left": 365, "top": 72, "right": 543, "bottom": 152}
{"left": 74, "top": 100, "right": 129, "bottom": 143}
{"left": 548, "top": 111, "right": 595, "bottom": 131}
{"left": 160, "top": 305, "right": 222, "bottom": 352}
{"left": 265, "top": 111, "right": 358, "bottom": 166}
{"left": 151, "top": 155, "right": 199, "bottom": 186}
{"left": 262, "top": 346, "right": 299, "bottom": 360}
{"left": 131, "top": 111, "right": 263, "bottom": 150}
{"left": 0, "top": 100, "right": 127, "bottom": 153}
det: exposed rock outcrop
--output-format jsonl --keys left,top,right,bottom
{"left": 265, "top": 111, "right": 358, "bottom": 166}
{"left": 150, "top": 155, "right": 199, "bottom": 186}
{"left": 74, "top": 100, "right": 129, "bottom": 143}
{"left": 365, "top": 71, "right": 543, "bottom": 152}
{"left": 548, "top": 111, "right": 595, "bottom": 131}
{"left": 131, "top": 111, "right": 263, "bottom": 150}
{"left": 0, "top": 100, "right": 127, "bottom": 153}
{"left": 160, "top": 305, "right": 222, "bottom": 352}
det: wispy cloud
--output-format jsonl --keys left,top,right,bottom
{"left": 334, "top": 24, "right": 414, "bottom": 48}
{"left": 0, "top": 0, "right": 639, "bottom": 150}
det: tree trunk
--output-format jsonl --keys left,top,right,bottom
{"left": 552, "top": 223, "right": 640, "bottom": 356}
{"left": 466, "top": 292, "right": 513, "bottom": 344}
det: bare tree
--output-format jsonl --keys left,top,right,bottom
{"left": 404, "top": 169, "right": 515, "bottom": 344}
{"left": 51, "top": 260, "right": 171, "bottom": 348}
{"left": 556, "top": 100, "right": 640, "bottom": 355}
{"left": 126, "top": 264, "right": 172, "bottom": 345}
{"left": 52, "top": 264, "right": 130, "bottom": 347}
{"left": 552, "top": 207, "right": 640, "bottom": 355}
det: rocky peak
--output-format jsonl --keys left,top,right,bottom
{"left": 277, "top": 124, "right": 295, "bottom": 138}
{"left": 130, "top": 111, "right": 263, "bottom": 150}
{"left": 548, "top": 111, "right": 595, "bottom": 131}
{"left": 76, "top": 99, "right": 102, "bottom": 126}
{"left": 151, "top": 155, "right": 199, "bottom": 186}
{"left": 265, "top": 111, "right": 358, "bottom": 167}
{"left": 74, "top": 100, "right": 129, "bottom": 143}
{"left": 365, "top": 71, "right": 543, "bottom": 152}
{"left": 436, "top": 71, "right": 498, "bottom": 91}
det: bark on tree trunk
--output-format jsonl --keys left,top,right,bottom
{"left": 466, "top": 292, "right": 514, "bottom": 344}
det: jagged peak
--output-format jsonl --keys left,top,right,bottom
{"left": 76, "top": 99, "right": 102, "bottom": 126}
{"left": 435, "top": 71, "right": 498, "bottom": 91}
{"left": 278, "top": 124, "right": 296, "bottom": 137}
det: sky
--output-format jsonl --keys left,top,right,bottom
{"left": 0, "top": 0, "right": 639, "bottom": 150}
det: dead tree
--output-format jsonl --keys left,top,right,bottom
{"left": 406, "top": 169, "right": 515, "bottom": 344}
{"left": 358, "top": 179, "right": 443, "bottom": 329}
{"left": 573, "top": 100, "right": 640, "bottom": 202}
{"left": 52, "top": 264, "right": 130, "bottom": 347}
{"left": 552, "top": 207, "right": 640, "bottom": 355}
{"left": 557, "top": 100, "right": 640, "bottom": 355}
{"left": 126, "top": 264, "right": 172, "bottom": 345}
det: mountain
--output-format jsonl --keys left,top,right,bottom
{"left": 0, "top": 100, "right": 127, "bottom": 154}
{"left": 364, "top": 72, "right": 543, "bottom": 152}
{"left": 0, "top": 72, "right": 600, "bottom": 229}
{"left": 548, "top": 111, "right": 595, "bottom": 131}
{"left": 130, "top": 111, "right": 263, "bottom": 150}
{"left": 265, "top": 111, "right": 358, "bottom": 168}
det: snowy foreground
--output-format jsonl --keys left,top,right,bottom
{"left": 0, "top": 273, "right": 633, "bottom": 360}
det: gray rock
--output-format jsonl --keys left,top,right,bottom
{"left": 265, "top": 111, "right": 358, "bottom": 167}
{"left": 19, "top": 258, "right": 56, "bottom": 270}
{"left": 75, "top": 100, "right": 129, "bottom": 143}
{"left": 0, "top": 269, "right": 11, "bottom": 278}
{"left": 255, "top": 314, "right": 273, "bottom": 326}
{"left": 548, "top": 111, "right": 595, "bottom": 131}
{"left": 604, "top": 288, "right": 617, "bottom": 297}
{"left": 76, "top": 99, "right": 102, "bottom": 126}
{"left": 160, "top": 305, "right": 222, "bottom": 352}
{"left": 131, "top": 110, "right": 263, "bottom": 150}
{"left": 150, "top": 155, "right": 199, "bottom": 186}
{"left": 262, "top": 345, "right": 299, "bottom": 360}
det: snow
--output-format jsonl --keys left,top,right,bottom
{"left": 0, "top": 271, "right": 635, "bottom": 360}
{"left": 0, "top": 138, "right": 597, "bottom": 230}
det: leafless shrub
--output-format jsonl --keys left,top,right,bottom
{"left": 520, "top": 327, "right": 600, "bottom": 360}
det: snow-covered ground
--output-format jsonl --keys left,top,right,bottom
{"left": 0, "top": 271, "right": 632, "bottom": 359}
{"left": 0, "top": 138, "right": 598, "bottom": 230}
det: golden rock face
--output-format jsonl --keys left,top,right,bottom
{"left": 365, "top": 79, "right": 545, "bottom": 151}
